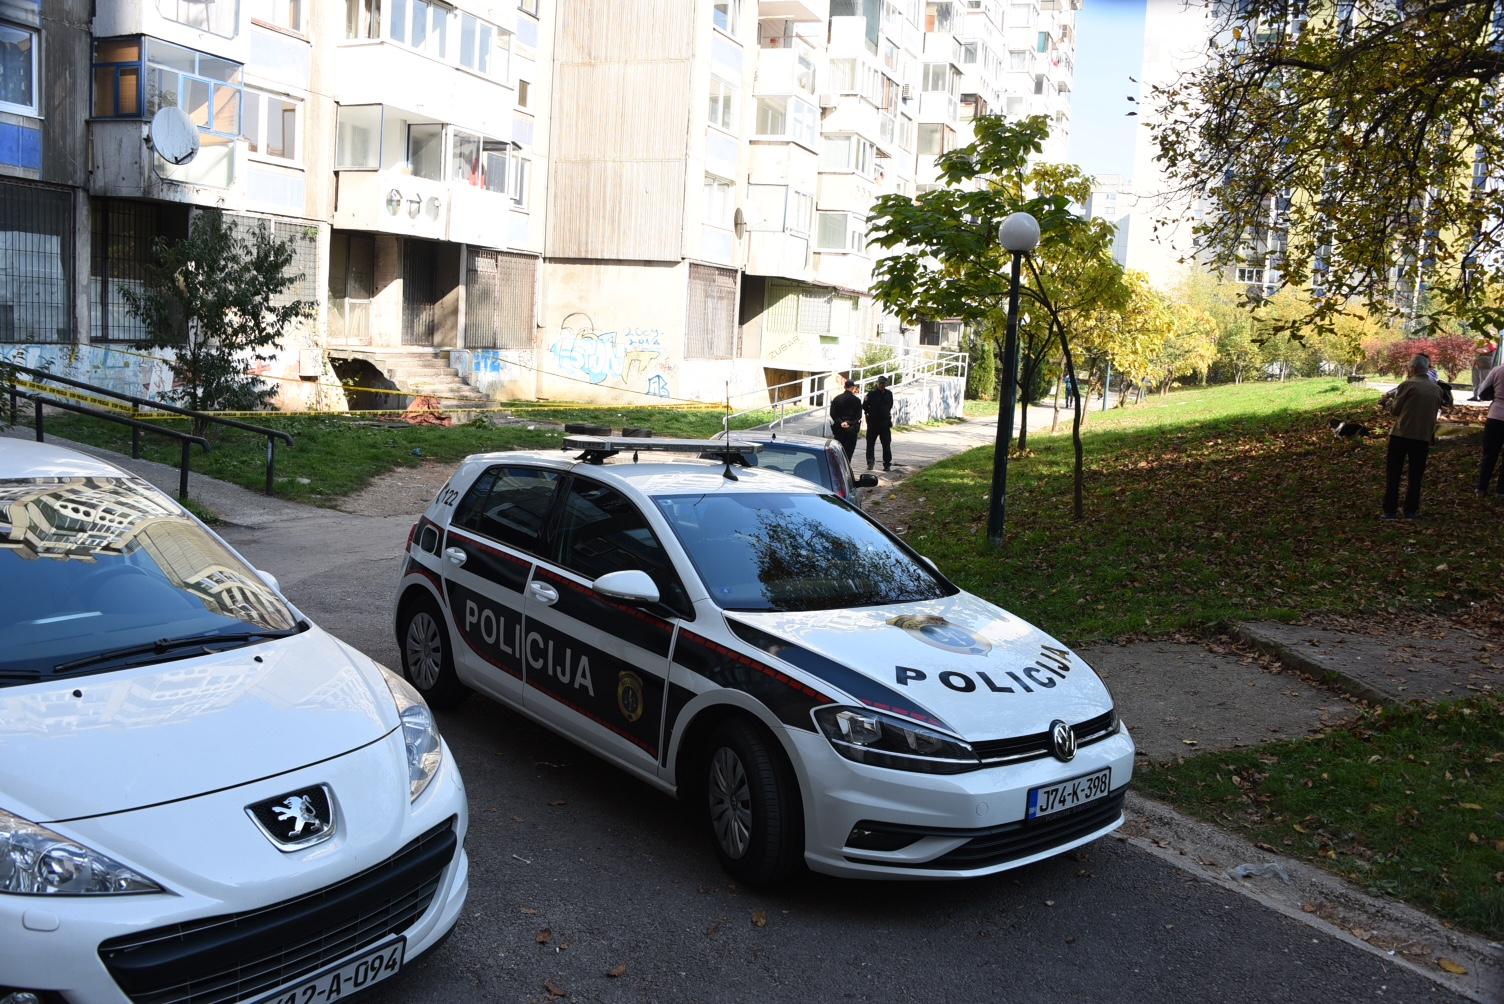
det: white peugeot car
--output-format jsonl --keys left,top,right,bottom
{"left": 0, "top": 440, "right": 468, "bottom": 1004}
{"left": 393, "top": 435, "right": 1132, "bottom": 885}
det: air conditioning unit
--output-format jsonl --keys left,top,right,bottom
{"left": 818, "top": 93, "right": 838, "bottom": 109}
{"left": 901, "top": 84, "right": 914, "bottom": 101}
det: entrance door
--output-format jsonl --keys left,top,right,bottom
{"left": 402, "top": 240, "right": 438, "bottom": 345}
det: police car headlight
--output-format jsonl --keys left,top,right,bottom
{"left": 380, "top": 666, "right": 443, "bottom": 801}
{"left": 812, "top": 707, "right": 979, "bottom": 774}
{"left": 0, "top": 809, "right": 162, "bottom": 895}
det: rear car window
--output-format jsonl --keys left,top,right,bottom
{"left": 453, "top": 466, "right": 560, "bottom": 555}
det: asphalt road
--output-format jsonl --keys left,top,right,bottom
{"left": 221, "top": 512, "right": 1466, "bottom": 1004}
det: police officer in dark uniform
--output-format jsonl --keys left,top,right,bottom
{"left": 829, "top": 378, "right": 862, "bottom": 462}
{"left": 863, "top": 375, "right": 894, "bottom": 471}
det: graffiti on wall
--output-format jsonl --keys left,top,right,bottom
{"left": 3, "top": 344, "right": 174, "bottom": 401}
{"left": 452, "top": 349, "right": 531, "bottom": 397}
{"left": 548, "top": 319, "right": 671, "bottom": 397}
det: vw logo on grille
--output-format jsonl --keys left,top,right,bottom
{"left": 246, "top": 785, "right": 336, "bottom": 851}
{"left": 1049, "top": 720, "right": 1077, "bottom": 762}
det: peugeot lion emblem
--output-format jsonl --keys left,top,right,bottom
{"left": 1049, "top": 720, "right": 1077, "bottom": 762}
{"left": 246, "top": 785, "right": 336, "bottom": 850}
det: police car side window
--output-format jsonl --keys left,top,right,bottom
{"left": 453, "top": 466, "right": 560, "bottom": 556}
{"left": 554, "top": 479, "right": 691, "bottom": 617}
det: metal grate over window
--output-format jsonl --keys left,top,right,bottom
{"left": 0, "top": 180, "right": 72, "bottom": 344}
{"left": 89, "top": 199, "right": 187, "bottom": 343}
{"left": 464, "top": 250, "right": 537, "bottom": 349}
{"left": 686, "top": 264, "right": 737, "bottom": 359}
{"left": 227, "top": 215, "right": 319, "bottom": 308}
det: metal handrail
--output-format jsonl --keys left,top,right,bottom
{"left": 4, "top": 363, "right": 293, "bottom": 496}
{"left": 9, "top": 388, "right": 209, "bottom": 501}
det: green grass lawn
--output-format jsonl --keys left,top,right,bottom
{"left": 33, "top": 403, "right": 771, "bottom": 506}
{"left": 892, "top": 379, "right": 1501, "bottom": 643}
{"left": 1135, "top": 696, "right": 1504, "bottom": 939}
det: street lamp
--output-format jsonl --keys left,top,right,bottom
{"left": 987, "top": 211, "right": 1041, "bottom": 547}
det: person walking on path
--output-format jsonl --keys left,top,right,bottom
{"left": 863, "top": 375, "right": 895, "bottom": 471}
{"left": 1476, "top": 360, "right": 1504, "bottom": 498}
{"left": 1380, "top": 354, "right": 1448, "bottom": 519}
{"left": 829, "top": 378, "right": 862, "bottom": 462}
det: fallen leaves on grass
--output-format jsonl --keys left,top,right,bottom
{"left": 535, "top": 928, "right": 552, "bottom": 945}
{"left": 751, "top": 911, "right": 768, "bottom": 928}
{"left": 606, "top": 963, "right": 628, "bottom": 979}
{"left": 1437, "top": 959, "right": 1468, "bottom": 975}
{"left": 544, "top": 979, "right": 568, "bottom": 999}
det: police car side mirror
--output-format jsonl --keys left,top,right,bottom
{"left": 592, "top": 569, "right": 660, "bottom": 606}
{"left": 256, "top": 569, "right": 281, "bottom": 594}
{"left": 855, "top": 473, "right": 879, "bottom": 489}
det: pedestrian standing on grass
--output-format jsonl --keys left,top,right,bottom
{"left": 1379, "top": 355, "right": 1448, "bottom": 520}
{"left": 863, "top": 375, "right": 895, "bottom": 472}
{"left": 1476, "top": 360, "right": 1504, "bottom": 498}
{"left": 829, "top": 378, "right": 862, "bottom": 462}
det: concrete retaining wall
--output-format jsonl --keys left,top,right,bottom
{"left": 890, "top": 375, "right": 964, "bottom": 426}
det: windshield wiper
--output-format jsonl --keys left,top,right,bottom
{"left": 53, "top": 622, "right": 308, "bottom": 674}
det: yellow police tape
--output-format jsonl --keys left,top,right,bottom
{"left": 9, "top": 378, "right": 133, "bottom": 415}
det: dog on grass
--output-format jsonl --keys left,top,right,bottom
{"left": 1329, "top": 418, "right": 1371, "bottom": 447}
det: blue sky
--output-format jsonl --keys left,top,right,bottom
{"left": 1067, "top": 0, "right": 1147, "bottom": 181}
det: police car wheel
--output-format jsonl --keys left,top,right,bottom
{"left": 400, "top": 597, "right": 465, "bottom": 708}
{"left": 703, "top": 720, "right": 803, "bottom": 886}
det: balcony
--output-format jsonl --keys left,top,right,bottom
{"left": 747, "top": 230, "right": 814, "bottom": 281}
{"left": 754, "top": 48, "right": 817, "bottom": 97}
{"left": 758, "top": 0, "right": 829, "bottom": 22}
{"left": 333, "top": 40, "right": 513, "bottom": 139}
{"left": 90, "top": 120, "right": 246, "bottom": 206}
{"left": 918, "top": 90, "right": 960, "bottom": 123}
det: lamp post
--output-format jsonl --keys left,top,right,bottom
{"left": 987, "top": 212, "right": 1041, "bottom": 547}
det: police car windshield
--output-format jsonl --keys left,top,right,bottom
{"left": 655, "top": 492, "right": 952, "bottom": 612}
{"left": 0, "top": 476, "right": 300, "bottom": 681}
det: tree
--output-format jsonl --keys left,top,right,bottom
{"left": 964, "top": 329, "right": 997, "bottom": 400}
{"left": 1174, "top": 271, "right": 1260, "bottom": 383}
{"left": 124, "top": 212, "right": 314, "bottom": 432}
{"left": 1149, "top": 0, "right": 1504, "bottom": 336}
{"left": 1155, "top": 304, "right": 1221, "bottom": 392}
{"left": 1073, "top": 271, "right": 1173, "bottom": 404}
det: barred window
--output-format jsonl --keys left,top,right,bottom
{"left": 0, "top": 179, "right": 72, "bottom": 343}
{"left": 465, "top": 249, "right": 536, "bottom": 349}
{"left": 686, "top": 264, "right": 736, "bottom": 359}
{"left": 225, "top": 214, "right": 318, "bottom": 308}
{"left": 90, "top": 199, "right": 188, "bottom": 343}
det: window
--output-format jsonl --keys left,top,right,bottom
{"left": 822, "top": 135, "right": 875, "bottom": 176}
{"left": 519, "top": 0, "right": 539, "bottom": 13}
{"left": 243, "top": 89, "right": 299, "bottom": 162}
{"left": 816, "top": 212, "right": 866, "bottom": 253}
{"left": 228, "top": 215, "right": 316, "bottom": 306}
{"left": 335, "top": 104, "right": 381, "bottom": 168}
{"left": 961, "top": 41, "right": 978, "bottom": 64}
{"left": 1009, "top": 49, "right": 1028, "bottom": 71}
{"left": 329, "top": 231, "right": 374, "bottom": 342}
{"left": 917, "top": 123, "right": 952, "bottom": 155}
{"left": 687, "top": 264, "right": 737, "bottom": 359}
{"left": 713, "top": 0, "right": 740, "bottom": 32}
{"left": 1034, "top": 73, "right": 1045, "bottom": 95}
{"left": 454, "top": 467, "right": 560, "bottom": 555}
{"left": 708, "top": 76, "right": 736, "bottom": 131}
{"left": 703, "top": 174, "right": 735, "bottom": 229}
{"left": 142, "top": 38, "right": 244, "bottom": 137}
{"left": 786, "top": 190, "right": 813, "bottom": 235}
{"left": 510, "top": 153, "right": 530, "bottom": 208}
{"left": 924, "top": 1, "right": 954, "bottom": 32}
{"left": 345, "top": 0, "right": 381, "bottom": 38}
{"left": 1236, "top": 267, "right": 1265, "bottom": 284}
{"left": 93, "top": 38, "right": 143, "bottom": 118}
{"left": 517, "top": 79, "right": 530, "bottom": 108}
{"left": 407, "top": 123, "right": 443, "bottom": 180}
{"left": 159, "top": 0, "right": 239, "bottom": 38}
{"left": 0, "top": 22, "right": 38, "bottom": 117}
{"left": 459, "top": 13, "right": 508, "bottom": 78}
{"left": 450, "top": 129, "right": 481, "bottom": 185}
{"left": 0, "top": 180, "right": 71, "bottom": 343}
{"left": 898, "top": 115, "right": 914, "bottom": 151}
{"left": 249, "top": 0, "right": 303, "bottom": 31}
{"left": 554, "top": 480, "right": 689, "bottom": 616}
{"left": 392, "top": 0, "right": 451, "bottom": 58}
{"left": 465, "top": 250, "right": 535, "bottom": 348}
{"left": 90, "top": 199, "right": 189, "bottom": 343}
{"left": 753, "top": 96, "right": 818, "bottom": 148}
{"left": 923, "top": 62, "right": 957, "bottom": 95}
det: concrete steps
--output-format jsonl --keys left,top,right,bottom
{"left": 334, "top": 349, "right": 492, "bottom": 405}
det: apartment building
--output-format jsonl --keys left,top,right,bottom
{"left": 1084, "top": 174, "right": 1131, "bottom": 266}
{"left": 3, "top": 0, "right": 1074, "bottom": 410}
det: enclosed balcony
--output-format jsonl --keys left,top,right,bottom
{"left": 758, "top": 0, "right": 828, "bottom": 22}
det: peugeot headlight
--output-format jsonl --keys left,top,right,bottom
{"left": 812, "top": 706, "right": 979, "bottom": 774}
{"left": 0, "top": 809, "right": 161, "bottom": 895}
{"left": 380, "top": 666, "right": 443, "bottom": 801}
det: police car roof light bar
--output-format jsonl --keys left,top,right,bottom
{"left": 562, "top": 436, "right": 763, "bottom": 476}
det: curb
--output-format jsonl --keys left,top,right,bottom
{"left": 1230, "top": 622, "right": 1397, "bottom": 706}
{"left": 1123, "top": 793, "right": 1502, "bottom": 1002}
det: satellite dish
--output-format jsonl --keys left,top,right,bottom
{"left": 148, "top": 106, "right": 200, "bottom": 166}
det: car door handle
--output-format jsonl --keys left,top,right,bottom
{"left": 528, "top": 581, "right": 559, "bottom": 606}
{"left": 443, "top": 547, "right": 467, "bottom": 566}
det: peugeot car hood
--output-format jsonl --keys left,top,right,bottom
{"left": 0, "top": 629, "right": 397, "bottom": 822}
{"left": 726, "top": 592, "right": 1113, "bottom": 740}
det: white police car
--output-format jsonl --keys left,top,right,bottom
{"left": 0, "top": 439, "right": 467, "bottom": 1004}
{"left": 394, "top": 436, "right": 1132, "bottom": 884}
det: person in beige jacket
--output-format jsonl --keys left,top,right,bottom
{"left": 1379, "top": 355, "right": 1448, "bottom": 519}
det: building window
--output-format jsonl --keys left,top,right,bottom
{"left": 91, "top": 38, "right": 144, "bottom": 118}
{"left": 786, "top": 190, "right": 813, "bottom": 235}
{"left": 243, "top": 89, "right": 300, "bottom": 163}
{"left": 1033, "top": 73, "right": 1045, "bottom": 95}
{"left": 961, "top": 41, "right": 978, "bottom": 64}
{"left": 335, "top": 104, "right": 382, "bottom": 168}
{"left": 114, "top": 38, "right": 245, "bottom": 138}
{"left": 923, "top": 62, "right": 957, "bottom": 95}
{"left": 0, "top": 180, "right": 72, "bottom": 344}
{"left": 925, "top": 1, "right": 954, "bottom": 31}
{"left": 345, "top": 0, "right": 382, "bottom": 38}
{"left": 510, "top": 153, "right": 530, "bottom": 208}
{"left": 713, "top": 0, "right": 740, "bottom": 33}
{"left": 0, "top": 22, "right": 39, "bottom": 117}
{"left": 708, "top": 76, "right": 736, "bottom": 131}
{"left": 465, "top": 249, "right": 536, "bottom": 349}
{"left": 917, "top": 123, "right": 953, "bottom": 155}
{"left": 329, "top": 231, "right": 375, "bottom": 343}
{"left": 391, "top": 0, "right": 451, "bottom": 59}
{"left": 816, "top": 211, "right": 866, "bottom": 254}
{"left": 228, "top": 215, "right": 317, "bottom": 306}
{"left": 459, "top": 12, "right": 509, "bottom": 78}
{"left": 90, "top": 199, "right": 189, "bottom": 343}
{"left": 519, "top": 0, "right": 539, "bottom": 13}
{"left": 249, "top": 0, "right": 303, "bottom": 32}
{"left": 158, "top": 0, "right": 240, "bottom": 39}
{"left": 687, "top": 264, "right": 737, "bottom": 359}
{"left": 407, "top": 122, "right": 444, "bottom": 180}
{"left": 1036, "top": 30, "right": 1049, "bottom": 52}
{"left": 821, "top": 134, "right": 875, "bottom": 177}
{"left": 517, "top": 78, "right": 530, "bottom": 108}
{"left": 1236, "top": 266, "right": 1265, "bottom": 284}
{"left": 703, "top": 174, "right": 735, "bottom": 230}
{"left": 753, "top": 95, "right": 818, "bottom": 148}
